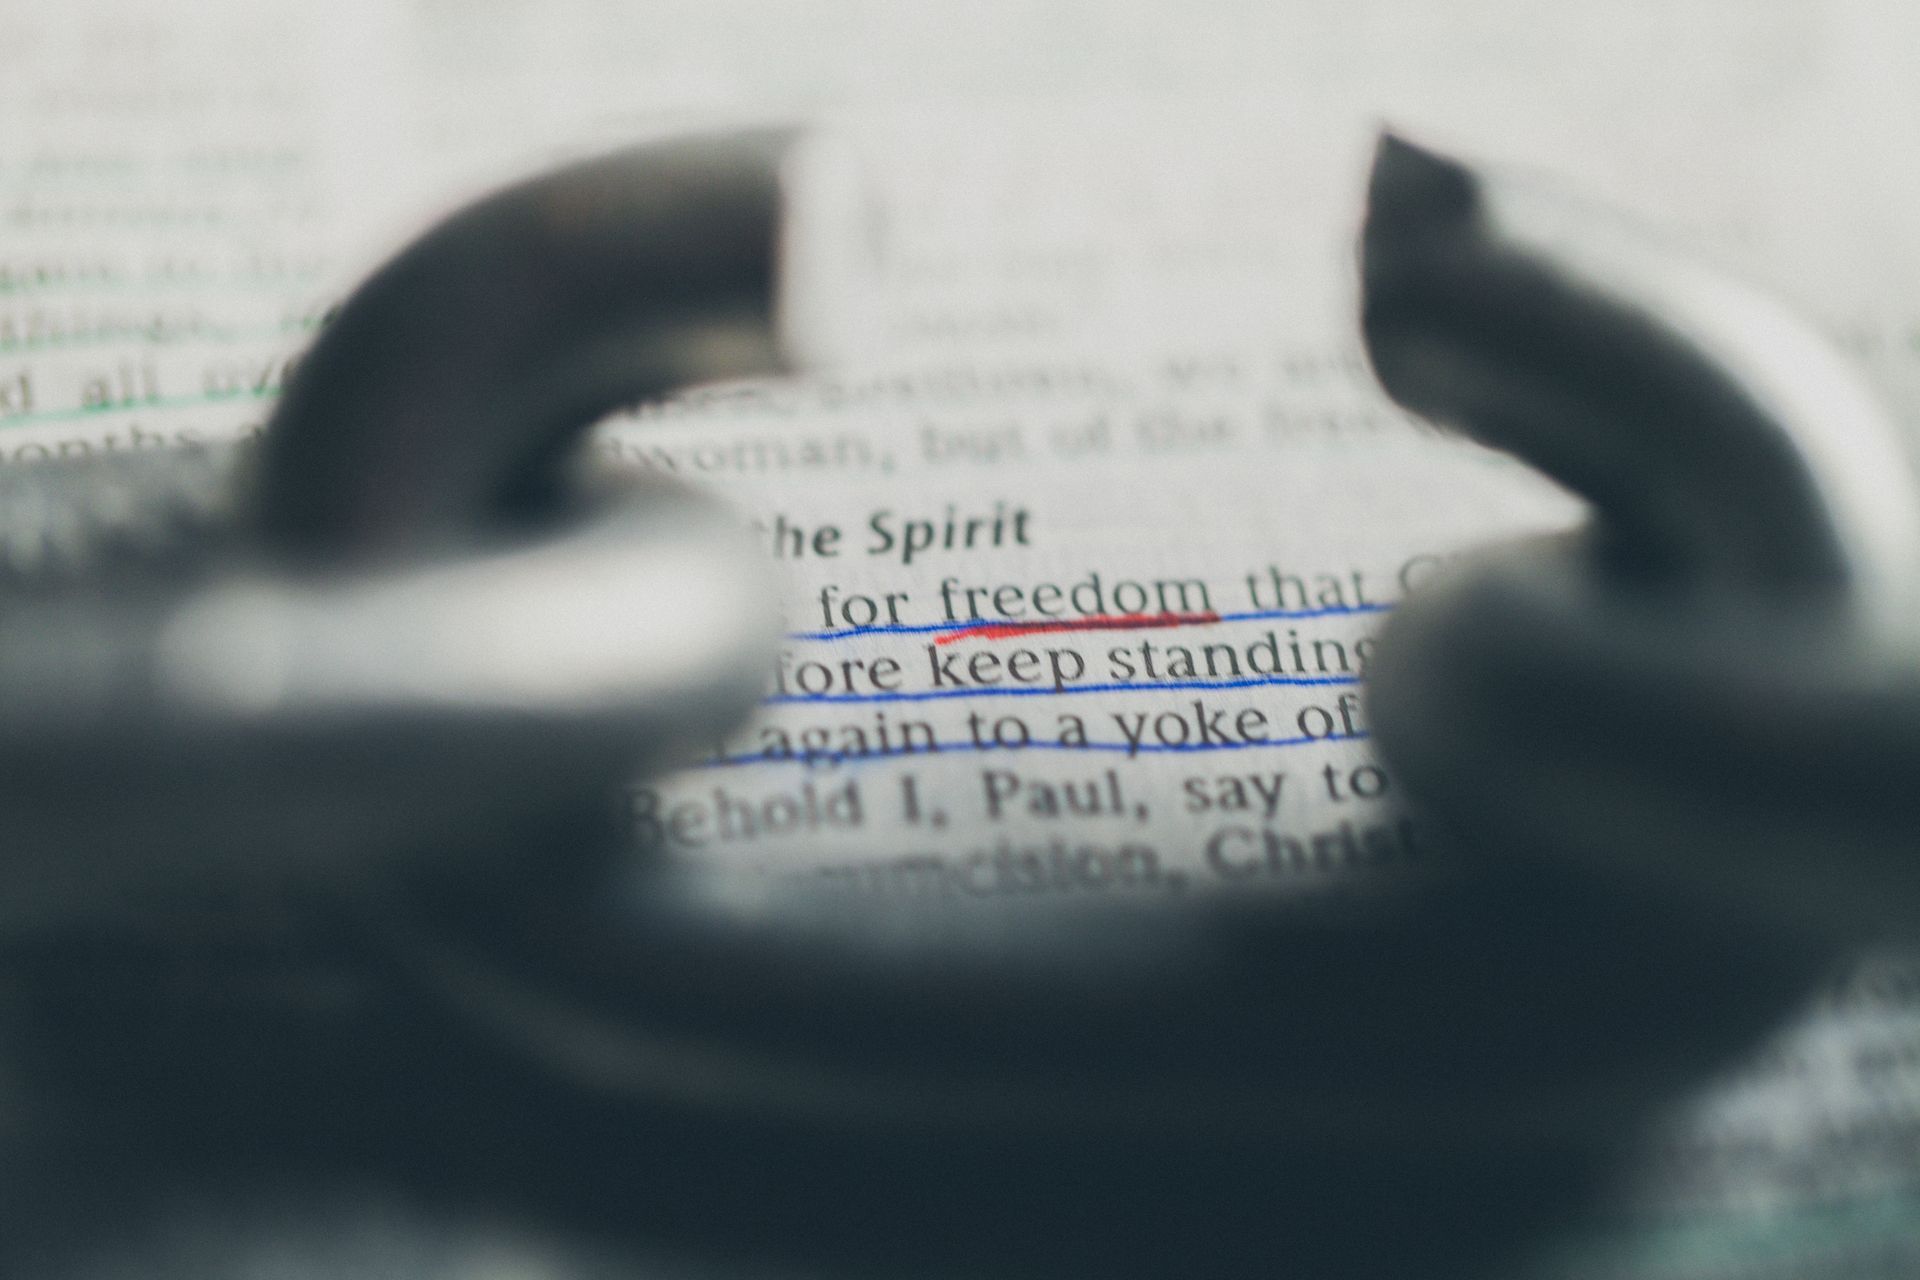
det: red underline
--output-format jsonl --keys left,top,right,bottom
{"left": 932, "top": 610, "right": 1222, "bottom": 646}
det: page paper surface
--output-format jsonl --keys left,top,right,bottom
{"left": 6, "top": 2, "right": 1920, "bottom": 1274}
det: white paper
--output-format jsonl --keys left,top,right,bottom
{"left": 6, "top": 2, "right": 1920, "bottom": 1274}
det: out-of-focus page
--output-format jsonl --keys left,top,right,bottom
{"left": 6, "top": 2, "right": 1920, "bottom": 1276}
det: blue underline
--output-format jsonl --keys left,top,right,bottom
{"left": 784, "top": 601, "right": 1392, "bottom": 642}
{"left": 763, "top": 672, "right": 1362, "bottom": 706}
{"left": 693, "top": 730, "right": 1368, "bottom": 769}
